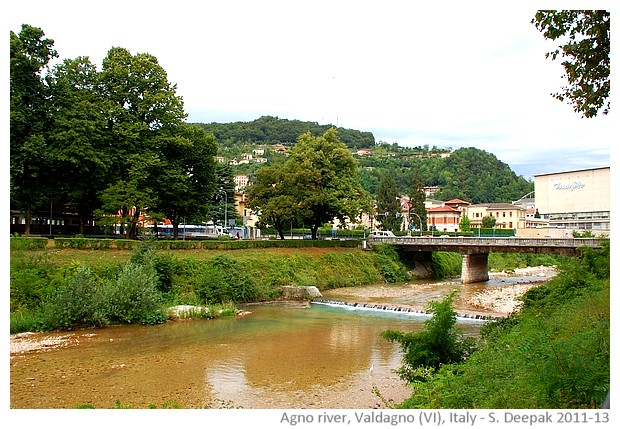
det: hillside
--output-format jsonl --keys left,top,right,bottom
{"left": 193, "top": 116, "right": 533, "bottom": 204}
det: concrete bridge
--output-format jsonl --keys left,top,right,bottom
{"left": 366, "top": 236, "right": 606, "bottom": 284}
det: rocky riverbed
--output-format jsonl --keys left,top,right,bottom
{"left": 470, "top": 265, "right": 557, "bottom": 314}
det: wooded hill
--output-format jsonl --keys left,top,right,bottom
{"left": 194, "top": 116, "right": 534, "bottom": 204}
{"left": 197, "top": 115, "right": 375, "bottom": 148}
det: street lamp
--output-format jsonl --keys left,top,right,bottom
{"left": 219, "top": 189, "right": 228, "bottom": 233}
{"left": 410, "top": 211, "right": 423, "bottom": 237}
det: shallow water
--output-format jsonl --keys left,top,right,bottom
{"left": 10, "top": 275, "right": 544, "bottom": 409}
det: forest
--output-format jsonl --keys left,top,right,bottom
{"left": 196, "top": 117, "right": 534, "bottom": 204}
{"left": 197, "top": 115, "right": 375, "bottom": 149}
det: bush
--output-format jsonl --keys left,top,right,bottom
{"left": 103, "top": 262, "right": 166, "bottom": 324}
{"left": 381, "top": 290, "right": 477, "bottom": 383}
{"left": 196, "top": 254, "right": 259, "bottom": 304}
{"left": 10, "top": 268, "right": 52, "bottom": 312}
{"left": 41, "top": 265, "right": 108, "bottom": 330}
{"left": 371, "top": 243, "right": 412, "bottom": 283}
{"left": 10, "top": 310, "right": 45, "bottom": 333}
{"left": 10, "top": 237, "right": 48, "bottom": 250}
{"left": 431, "top": 252, "right": 462, "bottom": 278}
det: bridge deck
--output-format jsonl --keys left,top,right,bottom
{"left": 367, "top": 237, "right": 604, "bottom": 255}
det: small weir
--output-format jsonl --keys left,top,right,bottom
{"left": 311, "top": 299, "right": 497, "bottom": 322}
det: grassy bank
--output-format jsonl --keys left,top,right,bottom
{"left": 10, "top": 240, "right": 412, "bottom": 333}
{"left": 395, "top": 242, "right": 610, "bottom": 409}
{"left": 10, "top": 237, "right": 564, "bottom": 334}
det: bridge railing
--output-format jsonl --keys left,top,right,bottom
{"left": 367, "top": 236, "right": 605, "bottom": 249}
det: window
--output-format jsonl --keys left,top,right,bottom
{"left": 502, "top": 212, "right": 506, "bottom": 217}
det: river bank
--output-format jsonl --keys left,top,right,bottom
{"left": 10, "top": 266, "right": 555, "bottom": 357}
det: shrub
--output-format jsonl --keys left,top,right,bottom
{"left": 196, "top": 254, "right": 258, "bottom": 304}
{"left": 381, "top": 290, "right": 477, "bottom": 383}
{"left": 10, "top": 309, "right": 45, "bottom": 333}
{"left": 431, "top": 252, "right": 462, "bottom": 278}
{"left": 371, "top": 243, "right": 412, "bottom": 283}
{"left": 10, "top": 268, "right": 52, "bottom": 311}
{"left": 103, "top": 262, "right": 166, "bottom": 324}
{"left": 10, "top": 237, "right": 49, "bottom": 250}
{"left": 40, "top": 265, "right": 108, "bottom": 330}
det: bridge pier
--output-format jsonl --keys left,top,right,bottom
{"left": 461, "top": 253, "right": 489, "bottom": 284}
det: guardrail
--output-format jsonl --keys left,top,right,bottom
{"left": 367, "top": 236, "right": 605, "bottom": 249}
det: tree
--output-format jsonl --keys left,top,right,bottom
{"left": 48, "top": 56, "right": 110, "bottom": 234}
{"left": 459, "top": 214, "right": 471, "bottom": 233}
{"left": 149, "top": 124, "right": 218, "bottom": 239}
{"left": 248, "top": 129, "right": 369, "bottom": 239}
{"left": 376, "top": 171, "right": 401, "bottom": 232}
{"left": 246, "top": 164, "right": 298, "bottom": 239}
{"left": 408, "top": 170, "right": 427, "bottom": 233}
{"left": 532, "top": 10, "right": 610, "bottom": 117}
{"left": 481, "top": 216, "right": 496, "bottom": 228}
{"left": 381, "top": 291, "right": 477, "bottom": 383}
{"left": 98, "top": 47, "right": 187, "bottom": 238}
{"left": 10, "top": 25, "right": 58, "bottom": 235}
{"left": 286, "top": 129, "right": 370, "bottom": 239}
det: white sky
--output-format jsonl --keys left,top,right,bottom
{"left": 4, "top": 0, "right": 615, "bottom": 180}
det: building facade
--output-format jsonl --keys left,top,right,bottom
{"left": 534, "top": 167, "right": 610, "bottom": 233}
{"left": 467, "top": 203, "right": 527, "bottom": 230}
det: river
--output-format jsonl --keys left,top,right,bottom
{"left": 9, "top": 270, "right": 553, "bottom": 409}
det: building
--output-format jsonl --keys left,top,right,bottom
{"left": 444, "top": 198, "right": 471, "bottom": 212}
{"left": 427, "top": 205, "right": 462, "bottom": 233}
{"left": 233, "top": 174, "right": 250, "bottom": 190}
{"left": 467, "top": 203, "right": 526, "bottom": 230}
{"left": 533, "top": 166, "right": 610, "bottom": 234}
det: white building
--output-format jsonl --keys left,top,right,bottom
{"left": 534, "top": 166, "right": 610, "bottom": 234}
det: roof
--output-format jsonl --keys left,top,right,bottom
{"left": 427, "top": 205, "right": 462, "bottom": 213}
{"left": 468, "top": 203, "right": 525, "bottom": 211}
{"left": 444, "top": 198, "right": 471, "bottom": 205}
{"left": 533, "top": 166, "right": 609, "bottom": 177}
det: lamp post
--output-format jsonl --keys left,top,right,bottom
{"left": 219, "top": 189, "right": 228, "bottom": 232}
{"left": 410, "top": 211, "right": 423, "bottom": 237}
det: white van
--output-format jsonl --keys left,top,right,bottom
{"left": 368, "top": 230, "right": 396, "bottom": 238}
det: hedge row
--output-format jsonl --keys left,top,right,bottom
{"left": 10, "top": 237, "right": 362, "bottom": 251}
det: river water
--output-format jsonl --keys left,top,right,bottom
{"left": 10, "top": 274, "right": 550, "bottom": 409}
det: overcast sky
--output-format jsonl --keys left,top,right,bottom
{"left": 6, "top": 0, "right": 614, "bottom": 180}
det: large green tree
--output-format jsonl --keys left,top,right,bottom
{"left": 286, "top": 129, "right": 370, "bottom": 239}
{"left": 48, "top": 56, "right": 110, "bottom": 234}
{"left": 532, "top": 10, "right": 610, "bottom": 117}
{"left": 149, "top": 124, "right": 218, "bottom": 239}
{"left": 98, "top": 47, "right": 187, "bottom": 238}
{"left": 10, "top": 25, "right": 57, "bottom": 235}
{"left": 246, "top": 164, "right": 298, "bottom": 240}
{"left": 248, "top": 129, "right": 369, "bottom": 239}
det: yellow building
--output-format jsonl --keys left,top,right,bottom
{"left": 534, "top": 167, "right": 610, "bottom": 233}
{"left": 467, "top": 203, "right": 526, "bottom": 230}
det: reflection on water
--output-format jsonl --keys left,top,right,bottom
{"left": 11, "top": 281, "right": 508, "bottom": 409}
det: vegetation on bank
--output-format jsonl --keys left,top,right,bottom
{"left": 387, "top": 242, "right": 609, "bottom": 409}
{"left": 10, "top": 240, "right": 412, "bottom": 333}
{"left": 10, "top": 237, "right": 565, "bottom": 334}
